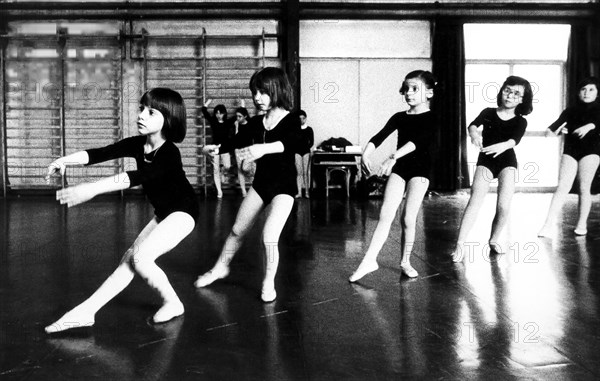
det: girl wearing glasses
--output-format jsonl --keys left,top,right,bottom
{"left": 451, "top": 76, "right": 533, "bottom": 262}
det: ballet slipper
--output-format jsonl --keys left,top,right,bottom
{"left": 45, "top": 309, "right": 95, "bottom": 334}
{"left": 349, "top": 259, "right": 379, "bottom": 282}
{"left": 261, "top": 281, "right": 277, "bottom": 303}
{"left": 194, "top": 267, "right": 230, "bottom": 288}
{"left": 400, "top": 262, "right": 418, "bottom": 278}
{"left": 574, "top": 228, "right": 587, "bottom": 236}
{"left": 152, "top": 301, "right": 184, "bottom": 324}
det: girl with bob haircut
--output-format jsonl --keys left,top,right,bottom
{"left": 195, "top": 67, "right": 309, "bottom": 302}
{"left": 451, "top": 76, "right": 533, "bottom": 262}
{"left": 44, "top": 88, "right": 205, "bottom": 333}
{"left": 350, "top": 70, "right": 438, "bottom": 282}
{"left": 539, "top": 77, "right": 600, "bottom": 237}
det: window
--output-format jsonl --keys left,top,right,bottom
{"left": 463, "top": 24, "right": 571, "bottom": 189}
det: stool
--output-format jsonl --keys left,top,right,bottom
{"left": 325, "top": 166, "right": 351, "bottom": 198}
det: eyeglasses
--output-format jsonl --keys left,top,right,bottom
{"left": 502, "top": 88, "right": 522, "bottom": 98}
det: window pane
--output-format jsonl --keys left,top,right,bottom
{"left": 464, "top": 24, "right": 570, "bottom": 61}
{"left": 513, "top": 64, "right": 563, "bottom": 132}
{"left": 514, "top": 136, "right": 561, "bottom": 187}
{"left": 465, "top": 64, "right": 510, "bottom": 125}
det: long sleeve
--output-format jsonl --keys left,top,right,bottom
{"left": 547, "top": 109, "right": 568, "bottom": 132}
{"left": 278, "top": 116, "right": 309, "bottom": 153}
{"left": 307, "top": 127, "right": 315, "bottom": 149}
{"left": 86, "top": 136, "right": 143, "bottom": 165}
{"left": 508, "top": 117, "right": 527, "bottom": 145}
{"left": 469, "top": 108, "right": 490, "bottom": 128}
{"left": 369, "top": 113, "right": 401, "bottom": 148}
{"left": 201, "top": 106, "right": 212, "bottom": 122}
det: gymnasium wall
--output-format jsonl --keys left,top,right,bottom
{"left": 299, "top": 20, "right": 431, "bottom": 167}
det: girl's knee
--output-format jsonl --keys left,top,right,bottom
{"left": 401, "top": 214, "right": 417, "bottom": 230}
{"left": 129, "top": 252, "right": 153, "bottom": 272}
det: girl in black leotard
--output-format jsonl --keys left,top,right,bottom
{"left": 349, "top": 70, "right": 438, "bottom": 282}
{"left": 539, "top": 77, "right": 600, "bottom": 237}
{"left": 202, "top": 101, "right": 235, "bottom": 198}
{"left": 451, "top": 76, "right": 533, "bottom": 262}
{"left": 44, "top": 88, "right": 208, "bottom": 333}
{"left": 195, "top": 67, "right": 309, "bottom": 302}
{"left": 295, "top": 110, "right": 314, "bottom": 198}
{"left": 234, "top": 106, "right": 254, "bottom": 197}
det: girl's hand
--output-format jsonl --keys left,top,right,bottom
{"left": 202, "top": 144, "right": 220, "bottom": 156}
{"left": 377, "top": 158, "right": 396, "bottom": 177}
{"left": 481, "top": 142, "right": 510, "bottom": 158}
{"left": 470, "top": 133, "right": 483, "bottom": 150}
{"left": 45, "top": 160, "right": 66, "bottom": 183}
{"left": 573, "top": 124, "right": 594, "bottom": 139}
{"left": 236, "top": 144, "right": 266, "bottom": 163}
{"left": 203, "top": 99, "right": 212, "bottom": 108}
{"left": 56, "top": 183, "right": 97, "bottom": 207}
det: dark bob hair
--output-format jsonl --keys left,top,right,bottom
{"left": 249, "top": 67, "right": 293, "bottom": 110}
{"left": 576, "top": 77, "right": 600, "bottom": 104}
{"left": 235, "top": 107, "right": 249, "bottom": 118}
{"left": 140, "top": 88, "right": 187, "bottom": 143}
{"left": 298, "top": 109, "right": 307, "bottom": 118}
{"left": 496, "top": 76, "right": 533, "bottom": 116}
{"left": 399, "top": 70, "right": 437, "bottom": 95}
{"left": 213, "top": 104, "right": 227, "bottom": 118}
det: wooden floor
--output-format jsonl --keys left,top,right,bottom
{"left": 1, "top": 191, "right": 600, "bottom": 380}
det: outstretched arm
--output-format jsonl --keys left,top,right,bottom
{"left": 56, "top": 172, "right": 131, "bottom": 207}
{"left": 45, "top": 151, "right": 90, "bottom": 182}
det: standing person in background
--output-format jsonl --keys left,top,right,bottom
{"left": 349, "top": 70, "right": 438, "bottom": 282}
{"left": 295, "top": 110, "right": 314, "bottom": 198}
{"left": 202, "top": 101, "right": 234, "bottom": 198}
{"left": 234, "top": 106, "right": 254, "bottom": 197}
{"left": 451, "top": 76, "right": 533, "bottom": 262}
{"left": 538, "top": 77, "right": 600, "bottom": 237}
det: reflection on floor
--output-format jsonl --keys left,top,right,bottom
{"left": 1, "top": 192, "right": 599, "bottom": 380}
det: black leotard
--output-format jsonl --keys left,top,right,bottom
{"left": 201, "top": 106, "right": 235, "bottom": 154}
{"left": 471, "top": 108, "right": 527, "bottom": 179}
{"left": 548, "top": 103, "right": 600, "bottom": 161}
{"left": 297, "top": 126, "right": 314, "bottom": 156}
{"left": 86, "top": 135, "right": 199, "bottom": 222}
{"left": 234, "top": 112, "right": 310, "bottom": 203}
{"left": 369, "top": 111, "right": 437, "bottom": 181}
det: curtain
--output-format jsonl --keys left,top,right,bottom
{"left": 430, "top": 19, "right": 469, "bottom": 191}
